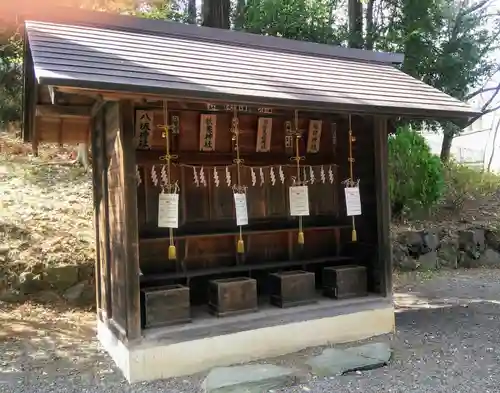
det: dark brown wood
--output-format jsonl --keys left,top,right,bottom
{"left": 269, "top": 270, "right": 316, "bottom": 308}
{"left": 322, "top": 265, "right": 368, "bottom": 299}
{"left": 374, "top": 116, "right": 392, "bottom": 297}
{"left": 119, "top": 100, "right": 142, "bottom": 340}
{"left": 98, "top": 106, "right": 112, "bottom": 319}
{"left": 141, "top": 285, "right": 191, "bottom": 328}
{"left": 36, "top": 104, "right": 92, "bottom": 118}
{"left": 141, "top": 256, "right": 352, "bottom": 282}
{"left": 209, "top": 277, "right": 258, "bottom": 317}
{"left": 90, "top": 109, "right": 102, "bottom": 314}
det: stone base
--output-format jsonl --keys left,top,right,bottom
{"left": 97, "top": 297, "right": 395, "bottom": 383}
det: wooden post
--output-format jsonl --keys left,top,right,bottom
{"left": 119, "top": 100, "right": 141, "bottom": 340}
{"left": 373, "top": 116, "right": 392, "bottom": 297}
{"left": 90, "top": 111, "right": 102, "bottom": 315}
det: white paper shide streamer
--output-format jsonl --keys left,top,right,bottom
{"left": 250, "top": 168, "right": 256, "bottom": 186}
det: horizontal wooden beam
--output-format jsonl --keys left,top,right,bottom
{"left": 136, "top": 150, "right": 341, "bottom": 166}
{"left": 36, "top": 105, "right": 92, "bottom": 118}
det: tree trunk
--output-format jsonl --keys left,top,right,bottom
{"left": 440, "top": 130, "right": 454, "bottom": 162}
{"left": 187, "top": 0, "right": 196, "bottom": 24}
{"left": 348, "top": 0, "right": 363, "bottom": 48}
{"left": 202, "top": 0, "right": 231, "bottom": 29}
{"left": 487, "top": 119, "right": 500, "bottom": 171}
{"left": 75, "top": 142, "right": 90, "bottom": 171}
{"left": 365, "top": 0, "right": 375, "bottom": 50}
{"left": 233, "top": 0, "right": 246, "bottom": 30}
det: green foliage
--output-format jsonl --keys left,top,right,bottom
{"left": 388, "top": 126, "right": 444, "bottom": 215}
{"left": 442, "top": 161, "right": 500, "bottom": 211}
{"left": 242, "top": 0, "right": 344, "bottom": 44}
{"left": 0, "top": 32, "right": 23, "bottom": 126}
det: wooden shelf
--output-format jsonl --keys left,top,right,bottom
{"left": 140, "top": 255, "right": 353, "bottom": 283}
{"left": 140, "top": 224, "right": 350, "bottom": 242}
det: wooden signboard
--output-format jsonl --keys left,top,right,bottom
{"left": 135, "top": 110, "right": 154, "bottom": 150}
{"left": 256, "top": 117, "right": 272, "bottom": 152}
{"left": 199, "top": 114, "right": 217, "bottom": 151}
{"left": 306, "top": 120, "right": 322, "bottom": 153}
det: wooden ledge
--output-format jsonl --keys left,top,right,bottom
{"left": 140, "top": 256, "right": 353, "bottom": 283}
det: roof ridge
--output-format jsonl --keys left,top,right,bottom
{"left": 19, "top": 5, "right": 403, "bottom": 65}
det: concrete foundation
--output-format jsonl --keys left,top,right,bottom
{"left": 97, "top": 296, "right": 395, "bottom": 383}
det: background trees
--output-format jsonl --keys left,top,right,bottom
{"left": 1, "top": 0, "right": 499, "bottom": 162}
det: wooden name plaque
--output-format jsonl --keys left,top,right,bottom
{"left": 141, "top": 284, "right": 191, "bottom": 328}
{"left": 208, "top": 277, "right": 258, "bottom": 317}
{"left": 322, "top": 265, "right": 367, "bottom": 299}
{"left": 269, "top": 270, "right": 316, "bottom": 308}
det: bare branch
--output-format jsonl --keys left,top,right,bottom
{"left": 466, "top": 85, "right": 500, "bottom": 101}
{"left": 459, "top": 0, "right": 493, "bottom": 18}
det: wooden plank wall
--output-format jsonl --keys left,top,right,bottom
{"left": 134, "top": 103, "right": 382, "bottom": 295}
{"left": 101, "top": 101, "right": 141, "bottom": 340}
{"left": 105, "top": 103, "right": 129, "bottom": 333}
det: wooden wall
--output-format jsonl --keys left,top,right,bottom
{"left": 91, "top": 101, "right": 140, "bottom": 341}
{"left": 133, "top": 102, "right": 382, "bottom": 296}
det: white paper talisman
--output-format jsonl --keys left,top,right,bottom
{"left": 233, "top": 193, "right": 249, "bottom": 226}
{"left": 344, "top": 186, "right": 362, "bottom": 216}
{"left": 289, "top": 186, "right": 310, "bottom": 216}
{"left": 158, "top": 193, "right": 179, "bottom": 228}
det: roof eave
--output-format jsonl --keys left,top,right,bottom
{"left": 38, "top": 76, "right": 478, "bottom": 124}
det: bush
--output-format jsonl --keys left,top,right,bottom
{"left": 442, "top": 161, "right": 500, "bottom": 210}
{"left": 388, "top": 126, "right": 444, "bottom": 217}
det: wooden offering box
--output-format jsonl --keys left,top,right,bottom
{"left": 269, "top": 270, "right": 316, "bottom": 308}
{"left": 322, "top": 265, "right": 367, "bottom": 299}
{"left": 141, "top": 284, "right": 191, "bottom": 328}
{"left": 209, "top": 277, "right": 258, "bottom": 317}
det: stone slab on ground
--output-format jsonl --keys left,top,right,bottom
{"left": 202, "top": 364, "right": 301, "bottom": 393}
{"left": 306, "top": 342, "right": 391, "bottom": 377}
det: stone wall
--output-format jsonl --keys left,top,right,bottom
{"left": 393, "top": 227, "right": 500, "bottom": 271}
{"left": 0, "top": 262, "right": 95, "bottom": 305}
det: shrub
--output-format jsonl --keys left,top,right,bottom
{"left": 388, "top": 126, "right": 444, "bottom": 217}
{"left": 442, "top": 161, "right": 500, "bottom": 211}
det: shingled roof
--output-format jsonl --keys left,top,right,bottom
{"left": 23, "top": 8, "right": 479, "bottom": 120}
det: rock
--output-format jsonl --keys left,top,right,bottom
{"left": 78, "top": 264, "right": 95, "bottom": 282}
{"left": 417, "top": 250, "right": 438, "bottom": 270}
{"left": 63, "top": 282, "right": 85, "bottom": 302}
{"left": 398, "top": 256, "right": 420, "bottom": 271}
{"left": 438, "top": 242, "right": 458, "bottom": 268}
{"left": 485, "top": 230, "right": 500, "bottom": 251}
{"left": 34, "top": 290, "right": 62, "bottom": 303}
{"left": 17, "top": 272, "right": 48, "bottom": 294}
{"left": 0, "top": 246, "right": 9, "bottom": 255}
{"left": 458, "top": 229, "right": 485, "bottom": 258}
{"left": 0, "top": 272, "right": 7, "bottom": 293}
{"left": 0, "top": 290, "right": 26, "bottom": 303}
{"left": 202, "top": 364, "right": 301, "bottom": 393}
{"left": 405, "top": 230, "right": 439, "bottom": 257}
{"left": 477, "top": 249, "right": 500, "bottom": 267}
{"left": 306, "top": 342, "right": 391, "bottom": 377}
{"left": 43, "top": 265, "right": 79, "bottom": 290}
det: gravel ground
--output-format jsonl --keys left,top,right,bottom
{"left": 1, "top": 269, "right": 500, "bottom": 393}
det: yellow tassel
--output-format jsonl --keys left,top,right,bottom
{"left": 237, "top": 239, "right": 245, "bottom": 254}
{"left": 168, "top": 244, "right": 177, "bottom": 260}
{"left": 351, "top": 228, "right": 357, "bottom": 242}
{"left": 298, "top": 231, "right": 305, "bottom": 245}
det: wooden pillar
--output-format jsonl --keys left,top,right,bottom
{"left": 90, "top": 113, "right": 102, "bottom": 314}
{"left": 119, "top": 100, "right": 141, "bottom": 341}
{"left": 373, "top": 116, "right": 392, "bottom": 297}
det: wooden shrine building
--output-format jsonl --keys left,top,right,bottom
{"left": 21, "top": 7, "right": 479, "bottom": 383}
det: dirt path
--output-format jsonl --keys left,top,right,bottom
{"left": 1, "top": 269, "right": 500, "bottom": 393}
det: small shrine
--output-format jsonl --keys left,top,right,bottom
{"left": 21, "top": 7, "right": 479, "bottom": 383}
